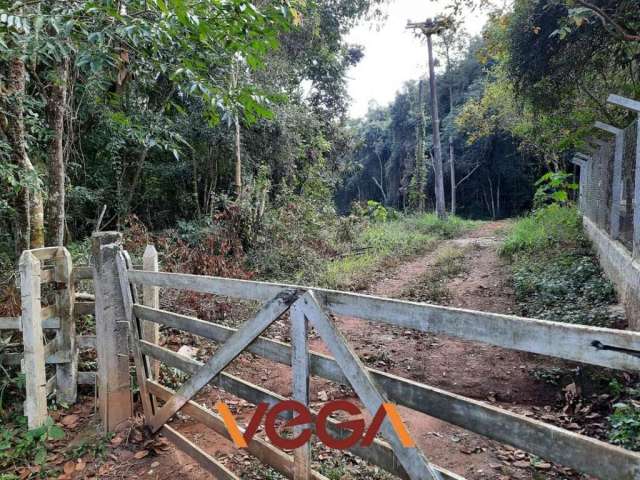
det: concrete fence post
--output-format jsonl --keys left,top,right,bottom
{"left": 19, "top": 251, "right": 47, "bottom": 429}
{"left": 607, "top": 95, "right": 640, "bottom": 259}
{"left": 92, "top": 232, "right": 133, "bottom": 431}
{"left": 595, "top": 121, "right": 624, "bottom": 239}
{"left": 53, "top": 247, "right": 77, "bottom": 404}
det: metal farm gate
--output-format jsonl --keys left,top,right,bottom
{"left": 99, "top": 242, "right": 640, "bottom": 480}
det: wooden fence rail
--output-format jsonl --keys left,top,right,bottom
{"left": 127, "top": 270, "right": 640, "bottom": 371}
{"left": 122, "top": 264, "right": 640, "bottom": 480}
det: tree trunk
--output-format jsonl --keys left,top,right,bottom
{"left": 426, "top": 34, "right": 446, "bottom": 220}
{"left": 449, "top": 140, "right": 456, "bottom": 216}
{"left": 448, "top": 60, "right": 456, "bottom": 216}
{"left": 0, "top": 57, "right": 45, "bottom": 250}
{"left": 234, "top": 115, "right": 242, "bottom": 198}
{"left": 192, "top": 152, "right": 201, "bottom": 216}
{"left": 46, "top": 60, "right": 70, "bottom": 246}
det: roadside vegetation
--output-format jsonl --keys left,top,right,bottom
{"left": 501, "top": 204, "right": 639, "bottom": 452}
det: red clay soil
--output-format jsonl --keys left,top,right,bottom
{"left": 72, "top": 221, "right": 588, "bottom": 480}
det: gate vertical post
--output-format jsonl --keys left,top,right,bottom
{"left": 54, "top": 247, "right": 77, "bottom": 403}
{"left": 142, "top": 245, "right": 160, "bottom": 379}
{"left": 19, "top": 251, "right": 47, "bottom": 429}
{"left": 92, "top": 232, "right": 133, "bottom": 431}
{"left": 291, "top": 300, "right": 311, "bottom": 480}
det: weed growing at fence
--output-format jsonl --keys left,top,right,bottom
{"left": 609, "top": 402, "right": 640, "bottom": 451}
{"left": 0, "top": 415, "right": 64, "bottom": 473}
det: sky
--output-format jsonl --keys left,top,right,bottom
{"left": 346, "top": 1, "right": 489, "bottom": 118}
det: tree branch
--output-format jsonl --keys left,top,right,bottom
{"left": 574, "top": 0, "right": 640, "bottom": 42}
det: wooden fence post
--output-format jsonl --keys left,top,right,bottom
{"left": 92, "top": 232, "right": 133, "bottom": 431}
{"left": 291, "top": 301, "right": 311, "bottom": 480}
{"left": 142, "top": 245, "right": 160, "bottom": 379}
{"left": 54, "top": 247, "right": 77, "bottom": 403}
{"left": 19, "top": 251, "right": 47, "bottom": 429}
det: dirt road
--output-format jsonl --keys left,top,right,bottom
{"left": 94, "top": 220, "right": 577, "bottom": 480}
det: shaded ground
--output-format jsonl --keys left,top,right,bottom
{"left": 64, "top": 220, "right": 594, "bottom": 480}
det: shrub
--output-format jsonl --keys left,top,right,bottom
{"left": 410, "top": 213, "right": 477, "bottom": 239}
{"left": 609, "top": 403, "right": 640, "bottom": 451}
{"left": 500, "top": 205, "right": 584, "bottom": 258}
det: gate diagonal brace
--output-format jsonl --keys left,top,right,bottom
{"left": 147, "top": 289, "right": 300, "bottom": 433}
{"left": 301, "top": 290, "right": 444, "bottom": 480}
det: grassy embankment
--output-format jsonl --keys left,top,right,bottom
{"left": 501, "top": 205, "right": 639, "bottom": 451}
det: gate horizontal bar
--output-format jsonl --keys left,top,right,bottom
{"left": 127, "top": 270, "right": 640, "bottom": 371}
{"left": 135, "top": 304, "right": 640, "bottom": 480}
{"left": 147, "top": 381, "right": 330, "bottom": 480}
{"left": 139, "top": 341, "right": 464, "bottom": 480}
{"left": 161, "top": 425, "right": 239, "bottom": 480}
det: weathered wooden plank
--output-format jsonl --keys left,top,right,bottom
{"left": 74, "top": 301, "right": 95, "bottom": 316}
{"left": 77, "top": 371, "right": 96, "bottom": 385}
{"left": 290, "top": 301, "right": 311, "bottom": 480}
{"left": 72, "top": 265, "right": 93, "bottom": 281}
{"left": 116, "top": 251, "right": 155, "bottom": 424}
{"left": 54, "top": 248, "right": 77, "bottom": 404}
{"left": 0, "top": 317, "right": 21, "bottom": 330}
{"left": 46, "top": 376, "right": 56, "bottom": 396}
{"left": 147, "top": 381, "right": 329, "bottom": 480}
{"left": 302, "top": 291, "right": 441, "bottom": 480}
{"left": 134, "top": 305, "right": 640, "bottom": 480}
{"left": 92, "top": 232, "right": 133, "bottom": 431}
{"left": 128, "top": 271, "right": 640, "bottom": 371}
{"left": 608, "top": 94, "right": 640, "bottom": 113}
{"left": 161, "top": 425, "right": 240, "bottom": 480}
{"left": 77, "top": 335, "right": 96, "bottom": 349}
{"left": 140, "top": 342, "right": 463, "bottom": 480}
{"left": 142, "top": 245, "right": 160, "bottom": 379}
{"left": 40, "top": 305, "right": 57, "bottom": 321}
{"left": 29, "top": 246, "right": 62, "bottom": 261}
{"left": 40, "top": 268, "right": 55, "bottom": 284}
{"left": 19, "top": 251, "right": 47, "bottom": 429}
{"left": 148, "top": 290, "right": 299, "bottom": 433}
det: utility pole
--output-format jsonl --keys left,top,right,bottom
{"left": 407, "top": 17, "right": 450, "bottom": 220}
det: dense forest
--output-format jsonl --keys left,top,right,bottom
{"left": 1, "top": 0, "right": 639, "bottom": 264}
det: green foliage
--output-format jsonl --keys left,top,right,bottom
{"left": 0, "top": 417, "right": 64, "bottom": 470}
{"left": 504, "top": 206, "right": 621, "bottom": 327}
{"left": 351, "top": 200, "right": 390, "bottom": 223}
{"left": 609, "top": 403, "right": 640, "bottom": 451}
{"left": 533, "top": 171, "right": 578, "bottom": 209}
{"left": 410, "top": 213, "right": 477, "bottom": 239}
{"left": 500, "top": 205, "right": 583, "bottom": 257}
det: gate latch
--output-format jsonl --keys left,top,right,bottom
{"left": 591, "top": 340, "right": 640, "bottom": 358}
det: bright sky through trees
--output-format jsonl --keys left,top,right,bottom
{"left": 346, "top": 0, "right": 488, "bottom": 118}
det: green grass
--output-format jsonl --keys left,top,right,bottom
{"left": 499, "top": 204, "right": 584, "bottom": 258}
{"left": 401, "top": 245, "right": 469, "bottom": 304}
{"left": 319, "top": 214, "right": 477, "bottom": 291}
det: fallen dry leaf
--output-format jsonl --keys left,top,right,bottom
{"left": 63, "top": 461, "right": 75, "bottom": 475}
{"left": 134, "top": 450, "right": 149, "bottom": 459}
{"left": 61, "top": 415, "right": 80, "bottom": 427}
{"left": 76, "top": 458, "right": 86, "bottom": 472}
